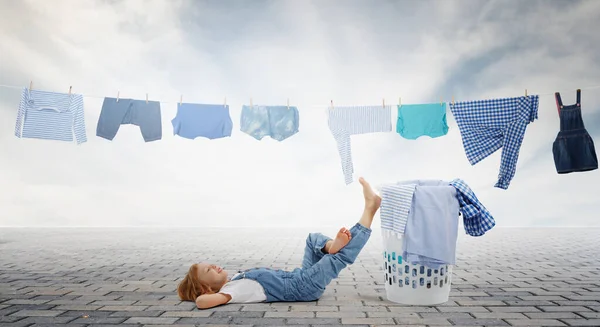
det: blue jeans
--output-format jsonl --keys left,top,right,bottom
{"left": 288, "top": 223, "right": 371, "bottom": 301}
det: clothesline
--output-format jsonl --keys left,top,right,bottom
{"left": 1, "top": 83, "right": 600, "bottom": 107}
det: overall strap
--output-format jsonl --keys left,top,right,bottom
{"left": 576, "top": 89, "right": 581, "bottom": 107}
{"left": 555, "top": 92, "right": 563, "bottom": 115}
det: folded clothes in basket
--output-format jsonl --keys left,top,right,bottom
{"left": 399, "top": 180, "right": 459, "bottom": 269}
{"left": 379, "top": 178, "right": 495, "bottom": 269}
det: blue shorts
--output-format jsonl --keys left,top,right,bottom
{"left": 172, "top": 104, "right": 233, "bottom": 140}
{"left": 240, "top": 105, "right": 299, "bottom": 141}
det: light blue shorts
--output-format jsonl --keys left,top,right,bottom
{"left": 240, "top": 105, "right": 299, "bottom": 141}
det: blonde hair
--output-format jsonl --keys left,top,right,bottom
{"left": 177, "top": 264, "right": 215, "bottom": 301}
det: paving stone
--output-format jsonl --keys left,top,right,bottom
{"left": 159, "top": 311, "right": 212, "bottom": 318}
{"left": 97, "top": 305, "right": 150, "bottom": 311}
{"left": 341, "top": 317, "right": 396, "bottom": 325}
{"left": 10, "top": 317, "right": 78, "bottom": 325}
{"left": 505, "top": 319, "right": 567, "bottom": 326}
{"left": 560, "top": 319, "right": 600, "bottom": 326}
{"left": 0, "top": 323, "right": 32, "bottom": 327}
{"left": 230, "top": 317, "right": 286, "bottom": 325}
{"left": 0, "top": 317, "right": 25, "bottom": 323}
{"left": 171, "top": 317, "right": 231, "bottom": 324}
{"left": 2, "top": 227, "right": 600, "bottom": 326}
{"left": 264, "top": 312, "right": 314, "bottom": 318}
{"left": 56, "top": 310, "right": 114, "bottom": 317}
{"left": 285, "top": 318, "right": 341, "bottom": 325}
{"left": 524, "top": 312, "right": 583, "bottom": 319}
{"left": 577, "top": 312, "right": 600, "bottom": 318}
{"left": 393, "top": 317, "right": 452, "bottom": 325}
{"left": 540, "top": 306, "right": 593, "bottom": 312}
{"left": 488, "top": 306, "right": 543, "bottom": 312}
{"left": 448, "top": 318, "right": 509, "bottom": 326}
{"left": 8, "top": 310, "right": 65, "bottom": 317}
{"left": 211, "top": 311, "right": 264, "bottom": 318}
{"left": 121, "top": 317, "right": 179, "bottom": 324}
{"left": 69, "top": 317, "right": 128, "bottom": 324}
{"left": 317, "top": 311, "right": 366, "bottom": 318}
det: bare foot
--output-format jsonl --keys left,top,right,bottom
{"left": 328, "top": 227, "right": 352, "bottom": 254}
{"left": 359, "top": 177, "right": 381, "bottom": 212}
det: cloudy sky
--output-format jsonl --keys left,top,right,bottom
{"left": 0, "top": 0, "right": 599, "bottom": 229}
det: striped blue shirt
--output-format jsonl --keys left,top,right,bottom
{"left": 379, "top": 183, "right": 417, "bottom": 235}
{"left": 14, "top": 88, "right": 87, "bottom": 144}
{"left": 327, "top": 106, "right": 392, "bottom": 184}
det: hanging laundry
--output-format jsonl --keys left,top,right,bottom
{"left": 14, "top": 88, "right": 87, "bottom": 144}
{"left": 396, "top": 103, "right": 448, "bottom": 140}
{"left": 449, "top": 95, "right": 539, "bottom": 189}
{"left": 328, "top": 106, "right": 392, "bottom": 184}
{"left": 96, "top": 97, "right": 162, "bottom": 142}
{"left": 552, "top": 89, "right": 598, "bottom": 173}
{"left": 171, "top": 103, "right": 233, "bottom": 140}
{"left": 240, "top": 105, "right": 299, "bottom": 141}
{"left": 449, "top": 178, "right": 495, "bottom": 237}
{"left": 379, "top": 183, "right": 417, "bottom": 235}
{"left": 398, "top": 180, "right": 460, "bottom": 269}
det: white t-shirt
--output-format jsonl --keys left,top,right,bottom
{"left": 218, "top": 273, "right": 266, "bottom": 304}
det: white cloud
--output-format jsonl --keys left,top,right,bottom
{"left": 0, "top": 0, "right": 599, "bottom": 228}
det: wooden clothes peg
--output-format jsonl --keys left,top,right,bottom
{"left": 146, "top": 93, "right": 148, "bottom": 104}
{"left": 287, "top": 98, "right": 290, "bottom": 110}
{"left": 68, "top": 86, "right": 72, "bottom": 95}
{"left": 116, "top": 91, "right": 120, "bottom": 102}
{"left": 29, "top": 81, "right": 33, "bottom": 91}
{"left": 383, "top": 98, "right": 385, "bottom": 108}
{"left": 180, "top": 94, "right": 183, "bottom": 106}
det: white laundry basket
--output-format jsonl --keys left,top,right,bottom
{"left": 381, "top": 229, "right": 453, "bottom": 305}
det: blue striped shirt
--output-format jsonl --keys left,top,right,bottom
{"left": 379, "top": 183, "right": 417, "bottom": 235}
{"left": 14, "top": 88, "right": 87, "bottom": 144}
{"left": 327, "top": 106, "right": 392, "bottom": 184}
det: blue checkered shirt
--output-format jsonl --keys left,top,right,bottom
{"left": 449, "top": 95, "right": 539, "bottom": 189}
{"left": 449, "top": 179, "right": 495, "bottom": 236}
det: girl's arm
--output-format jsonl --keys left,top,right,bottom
{"left": 195, "top": 293, "right": 232, "bottom": 309}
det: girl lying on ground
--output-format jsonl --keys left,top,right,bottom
{"left": 177, "top": 177, "right": 381, "bottom": 309}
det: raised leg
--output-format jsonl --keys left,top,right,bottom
{"left": 300, "top": 221, "right": 372, "bottom": 293}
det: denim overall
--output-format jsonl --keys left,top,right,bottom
{"left": 552, "top": 90, "right": 598, "bottom": 174}
{"left": 230, "top": 223, "right": 371, "bottom": 302}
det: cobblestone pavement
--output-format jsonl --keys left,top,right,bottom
{"left": 1, "top": 226, "right": 599, "bottom": 327}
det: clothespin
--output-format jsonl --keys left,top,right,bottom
{"left": 180, "top": 94, "right": 183, "bottom": 106}
{"left": 250, "top": 97, "right": 253, "bottom": 107}
{"left": 525, "top": 89, "right": 528, "bottom": 97}
{"left": 330, "top": 100, "right": 334, "bottom": 109}
{"left": 399, "top": 97, "right": 401, "bottom": 106}
{"left": 29, "top": 81, "right": 33, "bottom": 91}
{"left": 287, "top": 98, "right": 290, "bottom": 110}
{"left": 116, "top": 91, "right": 120, "bottom": 102}
{"left": 224, "top": 97, "right": 227, "bottom": 108}
{"left": 452, "top": 95, "right": 455, "bottom": 106}
{"left": 440, "top": 97, "right": 443, "bottom": 106}
{"left": 146, "top": 93, "right": 148, "bottom": 104}
{"left": 68, "top": 86, "right": 72, "bottom": 95}
{"left": 383, "top": 98, "right": 385, "bottom": 108}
